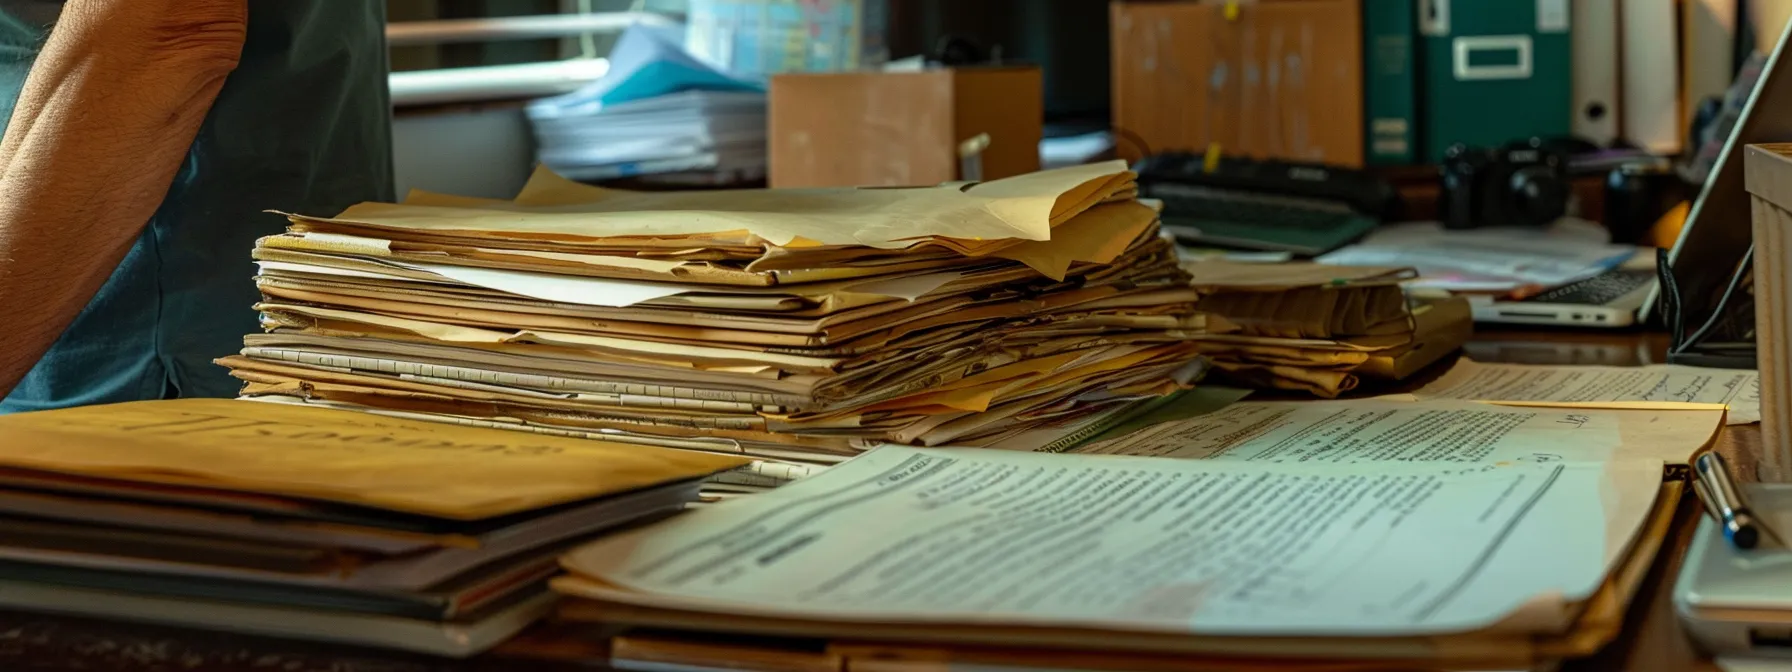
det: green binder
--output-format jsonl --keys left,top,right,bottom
{"left": 1365, "top": 0, "right": 1419, "bottom": 165}
{"left": 1417, "top": 0, "right": 1572, "bottom": 162}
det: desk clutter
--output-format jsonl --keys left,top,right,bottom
{"left": 0, "top": 159, "right": 1753, "bottom": 668}
{"left": 220, "top": 161, "right": 1222, "bottom": 493}
{"left": 1185, "top": 261, "right": 1470, "bottom": 396}
{"left": 0, "top": 393, "right": 1740, "bottom": 668}
{"left": 4, "top": 0, "right": 1790, "bottom": 667}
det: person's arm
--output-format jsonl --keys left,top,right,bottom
{"left": 0, "top": 0, "right": 246, "bottom": 398}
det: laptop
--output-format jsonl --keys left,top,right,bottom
{"left": 1472, "top": 267, "right": 1656, "bottom": 328}
{"left": 1675, "top": 484, "right": 1792, "bottom": 660}
{"left": 1648, "top": 18, "right": 1792, "bottom": 327}
{"left": 1482, "top": 18, "right": 1792, "bottom": 329}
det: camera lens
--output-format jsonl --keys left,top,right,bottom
{"left": 1508, "top": 166, "right": 1569, "bottom": 226}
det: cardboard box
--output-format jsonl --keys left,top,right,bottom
{"left": 1746, "top": 143, "right": 1792, "bottom": 480}
{"left": 1111, "top": 0, "right": 1364, "bottom": 166}
{"left": 768, "top": 67, "right": 1043, "bottom": 188}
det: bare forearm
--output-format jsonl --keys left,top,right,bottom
{"left": 0, "top": 0, "right": 245, "bottom": 397}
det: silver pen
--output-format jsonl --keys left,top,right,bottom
{"left": 1695, "top": 452, "right": 1772, "bottom": 550}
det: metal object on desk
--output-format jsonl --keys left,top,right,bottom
{"left": 1695, "top": 453, "right": 1781, "bottom": 550}
{"left": 957, "top": 133, "right": 990, "bottom": 183}
{"left": 1676, "top": 483, "right": 1792, "bottom": 658}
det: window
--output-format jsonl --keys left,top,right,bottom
{"left": 386, "top": 0, "right": 687, "bottom": 106}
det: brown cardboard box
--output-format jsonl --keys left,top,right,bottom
{"left": 1111, "top": 0, "right": 1364, "bottom": 166}
{"left": 768, "top": 66, "right": 1043, "bottom": 188}
{"left": 1746, "top": 143, "right": 1792, "bottom": 480}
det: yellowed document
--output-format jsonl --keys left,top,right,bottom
{"left": 986, "top": 200, "right": 1157, "bottom": 280}
{"left": 294, "top": 161, "right": 1131, "bottom": 250}
{"left": 1181, "top": 260, "right": 1415, "bottom": 289}
{"left": 1209, "top": 361, "right": 1360, "bottom": 398}
{"left": 558, "top": 445, "right": 1660, "bottom": 637}
{"left": 1073, "top": 399, "right": 1722, "bottom": 466}
{"left": 0, "top": 399, "right": 747, "bottom": 519}
{"left": 1415, "top": 360, "right": 1760, "bottom": 424}
{"left": 255, "top": 303, "right": 845, "bottom": 373}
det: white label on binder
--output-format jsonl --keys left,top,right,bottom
{"left": 1419, "top": 0, "right": 1450, "bottom": 36}
{"left": 1538, "top": 0, "right": 1570, "bottom": 32}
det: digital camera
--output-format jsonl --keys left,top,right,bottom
{"left": 1439, "top": 138, "right": 1570, "bottom": 229}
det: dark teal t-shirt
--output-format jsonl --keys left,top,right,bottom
{"left": 0, "top": 1, "right": 395, "bottom": 413}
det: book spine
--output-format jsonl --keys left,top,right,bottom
{"left": 1364, "top": 0, "right": 1418, "bottom": 165}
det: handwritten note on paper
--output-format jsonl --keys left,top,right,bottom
{"left": 561, "top": 446, "right": 1652, "bottom": 636}
{"left": 1415, "top": 360, "right": 1760, "bottom": 425}
{"left": 0, "top": 399, "right": 747, "bottom": 519}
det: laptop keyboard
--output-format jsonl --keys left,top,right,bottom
{"left": 1520, "top": 269, "right": 1655, "bottom": 305}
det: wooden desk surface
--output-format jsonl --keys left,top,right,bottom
{"left": 0, "top": 328, "right": 1750, "bottom": 672}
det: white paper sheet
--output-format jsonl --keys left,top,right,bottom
{"left": 1316, "top": 220, "right": 1635, "bottom": 292}
{"left": 392, "top": 260, "right": 691, "bottom": 308}
{"left": 564, "top": 446, "right": 1648, "bottom": 636}
{"left": 257, "top": 261, "right": 424, "bottom": 284}
{"left": 1416, "top": 360, "right": 1761, "bottom": 425}
{"left": 1074, "top": 399, "right": 1627, "bottom": 464}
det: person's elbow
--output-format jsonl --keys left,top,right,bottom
{"left": 63, "top": 0, "right": 248, "bottom": 75}
{"left": 149, "top": 5, "right": 248, "bottom": 74}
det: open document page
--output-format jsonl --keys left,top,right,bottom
{"left": 1068, "top": 399, "right": 1721, "bottom": 466}
{"left": 1412, "top": 360, "right": 1760, "bottom": 425}
{"left": 559, "top": 446, "right": 1662, "bottom": 637}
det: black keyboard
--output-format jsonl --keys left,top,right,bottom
{"left": 1135, "top": 153, "right": 1400, "bottom": 218}
{"left": 1159, "top": 192, "right": 1362, "bottom": 231}
{"left": 1135, "top": 153, "right": 1399, "bottom": 256}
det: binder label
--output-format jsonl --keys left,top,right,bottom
{"left": 1418, "top": 0, "right": 1449, "bottom": 36}
{"left": 1537, "top": 0, "right": 1569, "bottom": 33}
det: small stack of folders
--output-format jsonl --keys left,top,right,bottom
{"left": 220, "top": 161, "right": 1220, "bottom": 490}
{"left": 0, "top": 399, "right": 746, "bottom": 657}
{"left": 1183, "top": 261, "right": 1473, "bottom": 397}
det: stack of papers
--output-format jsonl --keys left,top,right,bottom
{"left": 551, "top": 428, "right": 1706, "bottom": 671}
{"left": 1316, "top": 220, "right": 1636, "bottom": 293}
{"left": 1413, "top": 359, "right": 1762, "bottom": 425}
{"left": 221, "top": 160, "right": 1221, "bottom": 484}
{"left": 529, "top": 90, "right": 767, "bottom": 184}
{"left": 526, "top": 23, "right": 767, "bottom": 184}
{"left": 0, "top": 399, "right": 746, "bottom": 657}
{"left": 1183, "top": 261, "right": 1472, "bottom": 396}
